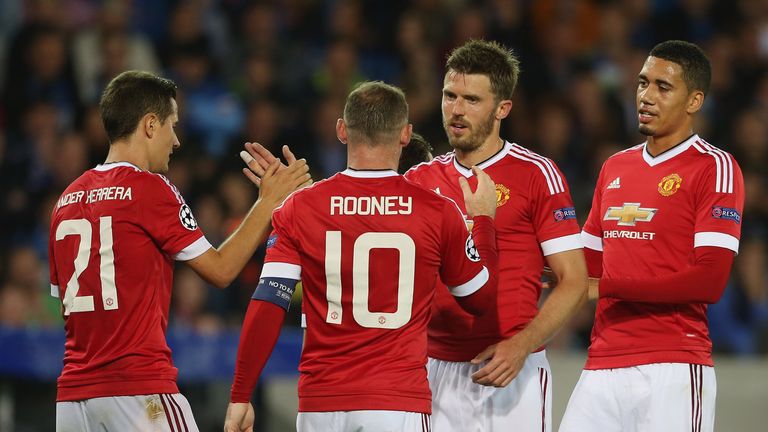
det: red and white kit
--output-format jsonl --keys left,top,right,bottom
{"left": 406, "top": 141, "right": 582, "bottom": 431}
{"left": 49, "top": 162, "right": 210, "bottom": 402}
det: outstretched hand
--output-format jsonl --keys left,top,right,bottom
{"left": 257, "top": 156, "right": 312, "bottom": 208}
{"left": 223, "top": 402, "right": 255, "bottom": 432}
{"left": 459, "top": 166, "right": 497, "bottom": 219}
{"left": 240, "top": 142, "right": 301, "bottom": 187}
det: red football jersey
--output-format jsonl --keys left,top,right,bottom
{"left": 262, "top": 169, "right": 489, "bottom": 413}
{"left": 405, "top": 141, "right": 582, "bottom": 361}
{"left": 581, "top": 135, "right": 744, "bottom": 369}
{"left": 48, "top": 162, "right": 211, "bottom": 401}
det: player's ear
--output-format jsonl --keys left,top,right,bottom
{"left": 400, "top": 123, "right": 412, "bottom": 147}
{"left": 496, "top": 99, "right": 513, "bottom": 120}
{"left": 686, "top": 90, "right": 704, "bottom": 115}
{"left": 336, "top": 118, "right": 348, "bottom": 146}
{"left": 142, "top": 113, "right": 158, "bottom": 139}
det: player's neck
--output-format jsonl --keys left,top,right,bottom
{"left": 646, "top": 128, "right": 694, "bottom": 157}
{"left": 347, "top": 144, "right": 399, "bottom": 171}
{"left": 455, "top": 136, "right": 504, "bottom": 167}
{"left": 104, "top": 140, "right": 150, "bottom": 171}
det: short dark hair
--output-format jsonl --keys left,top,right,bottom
{"left": 445, "top": 39, "right": 521, "bottom": 101}
{"left": 343, "top": 81, "right": 408, "bottom": 145}
{"left": 649, "top": 40, "right": 711, "bottom": 96}
{"left": 398, "top": 132, "right": 433, "bottom": 174}
{"left": 99, "top": 71, "right": 178, "bottom": 143}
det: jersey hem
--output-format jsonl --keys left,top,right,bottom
{"left": 298, "top": 393, "right": 431, "bottom": 414}
{"left": 56, "top": 378, "right": 179, "bottom": 401}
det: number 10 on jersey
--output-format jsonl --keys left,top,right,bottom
{"left": 324, "top": 231, "right": 416, "bottom": 329}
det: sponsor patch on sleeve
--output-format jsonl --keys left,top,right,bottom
{"left": 553, "top": 206, "right": 577, "bottom": 222}
{"left": 266, "top": 234, "right": 278, "bottom": 248}
{"left": 711, "top": 206, "right": 741, "bottom": 224}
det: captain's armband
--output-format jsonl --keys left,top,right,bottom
{"left": 252, "top": 277, "right": 299, "bottom": 311}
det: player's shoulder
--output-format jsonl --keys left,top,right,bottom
{"left": 605, "top": 142, "right": 645, "bottom": 163}
{"left": 403, "top": 151, "right": 455, "bottom": 178}
{"left": 503, "top": 142, "right": 568, "bottom": 194}
{"left": 273, "top": 173, "right": 338, "bottom": 212}
{"left": 687, "top": 137, "right": 741, "bottom": 193}
{"left": 401, "top": 175, "right": 464, "bottom": 214}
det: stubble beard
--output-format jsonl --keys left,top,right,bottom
{"left": 444, "top": 111, "right": 496, "bottom": 152}
{"left": 638, "top": 124, "right": 654, "bottom": 136}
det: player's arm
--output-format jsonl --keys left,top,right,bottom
{"left": 227, "top": 220, "right": 302, "bottom": 431}
{"left": 186, "top": 159, "right": 310, "bottom": 288}
{"left": 598, "top": 246, "right": 733, "bottom": 303}
{"left": 448, "top": 166, "right": 498, "bottom": 315}
{"left": 472, "top": 162, "right": 587, "bottom": 388}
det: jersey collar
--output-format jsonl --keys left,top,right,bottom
{"left": 641, "top": 134, "right": 697, "bottom": 167}
{"left": 452, "top": 140, "right": 512, "bottom": 177}
{"left": 341, "top": 168, "right": 399, "bottom": 178}
{"left": 94, "top": 161, "right": 142, "bottom": 172}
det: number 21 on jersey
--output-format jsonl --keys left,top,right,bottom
{"left": 55, "top": 217, "right": 118, "bottom": 315}
{"left": 324, "top": 231, "right": 415, "bottom": 329}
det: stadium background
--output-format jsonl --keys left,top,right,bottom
{"left": 0, "top": 0, "right": 766, "bottom": 430}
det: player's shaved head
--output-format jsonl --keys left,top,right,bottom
{"left": 343, "top": 81, "right": 408, "bottom": 145}
{"left": 649, "top": 40, "right": 711, "bottom": 96}
{"left": 100, "top": 70, "right": 178, "bottom": 144}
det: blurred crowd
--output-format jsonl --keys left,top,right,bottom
{"left": 0, "top": 0, "right": 767, "bottom": 355}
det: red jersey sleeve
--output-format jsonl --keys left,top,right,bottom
{"left": 438, "top": 199, "right": 489, "bottom": 296}
{"left": 692, "top": 155, "right": 744, "bottom": 254}
{"left": 530, "top": 161, "right": 582, "bottom": 256}
{"left": 141, "top": 174, "right": 210, "bottom": 261}
{"left": 262, "top": 198, "right": 302, "bottom": 267}
{"left": 582, "top": 164, "right": 607, "bottom": 255}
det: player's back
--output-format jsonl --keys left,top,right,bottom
{"left": 267, "top": 169, "right": 486, "bottom": 413}
{"left": 49, "top": 162, "right": 206, "bottom": 401}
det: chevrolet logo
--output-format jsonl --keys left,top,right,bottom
{"left": 604, "top": 203, "right": 657, "bottom": 226}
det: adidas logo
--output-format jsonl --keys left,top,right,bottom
{"left": 607, "top": 177, "right": 621, "bottom": 189}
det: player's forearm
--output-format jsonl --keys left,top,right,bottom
{"left": 208, "top": 199, "right": 276, "bottom": 287}
{"left": 230, "top": 300, "right": 286, "bottom": 403}
{"left": 519, "top": 270, "right": 587, "bottom": 350}
{"left": 600, "top": 246, "right": 733, "bottom": 304}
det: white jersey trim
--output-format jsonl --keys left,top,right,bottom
{"left": 541, "top": 233, "right": 583, "bottom": 256}
{"left": 691, "top": 139, "right": 735, "bottom": 194}
{"left": 51, "top": 284, "right": 59, "bottom": 298}
{"left": 452, "top": 142, "right": 510, "bottom": 178}
{"left": 581, "top": 231, "right": 604, "bottom": 251}
{"left": 261, "top": 262, "right": 302, "bottom": 279}
{"left": 173, "top": 236, "right": 212, "bottom": 261}
{"left": 641, "top": 135, "right": 695, "bottom": 167}
{"left": 449, "top": 267, "right": 489, "bottom": 297}
{"left": 340, "top": 169, "right": 399, "bottom": 178}
{"left": 694, "top": 232, "right": 739, "bottom": 254}
{"left": 93, "top": 162, "right": 142, "bottom": 172}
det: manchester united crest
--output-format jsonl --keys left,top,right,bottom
{"left": 495, "top": 183, "right": 510, "bottom": 207}
{"left": 658, "top": 173, "right": 682, "bottom": 197}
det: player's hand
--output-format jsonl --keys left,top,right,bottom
{"left": 223, "top": 402, "right": 255, "bottom": 432}
{"left": 541, "top": 266, "right": 558, "bottom": 289}
{"left": 470, "top": 334, "right": 532, "bottom": 387}
{"left": 258, "top": 157, "right": 312, "bottom": 208}
{"left": 459, "top": 166, "right": 497, "bottom": 219}
{"left": 240, "top": 142, "right": 301, "bottom": 187}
